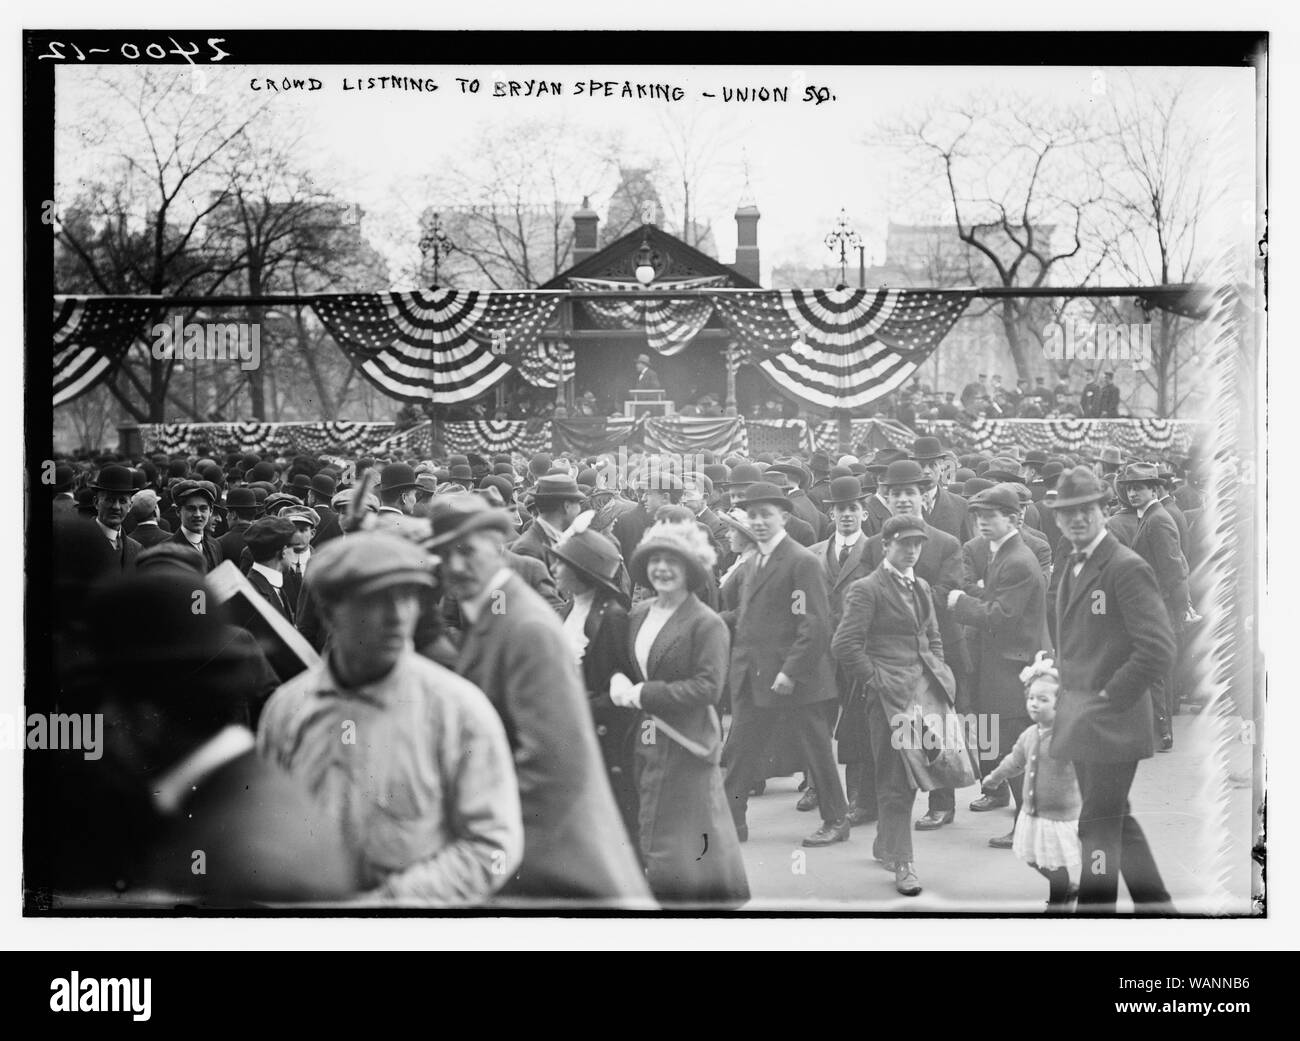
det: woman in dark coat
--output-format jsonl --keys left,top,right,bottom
{"left": 551, "top": 525, "right": 641, "bottom": 848}
{"left": 611, "top": 521, "right": 750, "bottom": 908}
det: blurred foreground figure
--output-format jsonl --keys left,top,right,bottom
{"left": 430, "top": 495, "right": 653, "bottom": 907}
{"left": 258, "top": 532, "right": 523, "bottom": 906}
{"left": 79, "top": 571, "right": 357, "bottom": 905}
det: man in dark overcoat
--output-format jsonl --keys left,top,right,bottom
{"left": 1047, "top": 467, "right": 1175, "bottom": 913}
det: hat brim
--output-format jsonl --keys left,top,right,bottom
{"left": 878, "top": 476, "right": 935, "bottom": 490}
{"left": 423, "top": 511, "right": 515, "bottom": 549}
{"left": 1043, "top": 490, "right": 1110, "bottom": 510}
{"left": 715, "top": 512, "right": 758, "bottom": 541}
{"left": 731, "top": 492, "right": 793, "bottom": 511}
{"left": 824, "top": 493, "right": 868, "bottom": 505}
{"left": 549, "top": 544, "right": 627, "bottom": 602}
{"left": 629, "top": 539, "right": 709, "bottom": 592}
{"left": 764, "top": 464, "right": 810, "bottom": 488}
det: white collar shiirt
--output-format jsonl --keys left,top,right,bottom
{"left": 988, "top": 529, "right": 1020, "bottom": 555}
{"left": 152, "top": 726, "right": 255, "bottom": 815}
{"left": 250, "top": 561, "right": 284, "bottom": 588}
{"left": 1073, "top": 527, "right": 1109, "bottom": 567}
{"left": 460, "top": 567, "right": 514, "bottom": 626}
{"left": 94, "top": 518, "right": 121, "bottom": 546}
{"left": 883, "top": 558, "right": 917, "bottom": 585}
{"left": 755, "top": 528, "right": 787, "bottom": 559}
{"left": 835, "top": 529, "right": 863, "bottom": 550}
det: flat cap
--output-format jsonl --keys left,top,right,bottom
{"left": 243, "top": 516, "right": 297, "bottom": 556}
{"left": 282, "top": 505, "right": 321, "bottom": 528}
{"left": 307, "top": 531, "right": 434, "bottom": 600}
{"left": 968, "top": 484, "right": 1021, "bottom": 513}
{"left": 882, "top": 514, "right": 929, "bottom": 541}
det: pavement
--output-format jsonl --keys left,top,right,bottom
{"left": 735, "top": 710, "right": 1258, "bottom": 914}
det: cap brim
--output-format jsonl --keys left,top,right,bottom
{"left": 423, "top": 513, "right": 514, "bottom": 549}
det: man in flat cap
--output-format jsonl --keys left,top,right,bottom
{"left": 244, "top": 517, "right": 299, "bottom": 623}
{"left": 280, "top": 504, "right": 320, "bottom": 614}
{"left": 948, "top": 484, "right": 1052, "bottom": 845}
{"left": 431, "top": 494, "right": 651, "bottom": 905}
{"left": 88, "top": 465, "right": 143, "bottom": 571}
{"left": 167, "top": 479, "right": 224, "bottom": 573}
{"left": 257, "top": 531, "right": 523, "bottom": 905}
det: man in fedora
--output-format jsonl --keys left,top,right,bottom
{"left": 765, "top": 459, "right": 828, "bottom": 540}
{"left": 432, "top": 495, "right": 651, "bottom": 904}
{"left": 611, "top": 471, "right": 683, "bottom": 561}
{"left": 377, "top": 462, "right": 421, "bottom": 518}
{"left": 949, "top": 484, "right": 1052, "bottom": 844}
{"left": 258, "top": 531, "right": 523, "bottom": 905}
{"left": 912, "top": 436, "right": 972, "bottom": 543}
{"left": 86, "top": 464, "right": 143, "bottom": 571}
{"left": 634, "top": 353, "right": 660, "bottom": 391}
{"left": 1045, "top": 466, "right": 1175, "bottom": 912}
{"left": 758, "top": 470, "right": 820, "bottom": 546}
{"left": 1095, "top": 445, "right": 1124, "bottom": 479}
{"left": 514, "top": 472, "right": 589, "bottom": 572}
{"left": 857, "top": 459, "right": 967, "bottom": 829}
{"left": 720, "top": 481, "right": 850, "bottom": 847}
{"left": 809, "top": 475, "right": 879, "bottom": 826}
{"left": 807, "top": 451, "right": 835, "bottom": 512}
{"left": 1116, "top": 462, "right": 1191, "bottom": 752}
{"left": 167, "top": 479, "right": 224, "bottom": 573}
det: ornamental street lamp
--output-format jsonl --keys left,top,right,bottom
{"left": 419, "top": 211, "right": 456, "bottom": 286}
{"left": 825, "top": 209, "right": 862, "bottom": 288}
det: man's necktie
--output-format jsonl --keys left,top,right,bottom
{"left": 838, "top": 542, "right": 850, "bottom": 568}
{"left": 1070, "top": 550, "right": 1088, "bottom": 568}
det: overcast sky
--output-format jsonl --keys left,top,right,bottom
{"left": 56, "top": 62, "right": 1257, "bottom": 288}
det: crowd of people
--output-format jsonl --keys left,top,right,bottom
{"left": 877, "top": 370, "right": 1130, "bottom": 430}
{"left": 35, "top": 432, "right": 1208, "bottom": 911}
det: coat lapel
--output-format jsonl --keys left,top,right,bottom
{"left": 646, "top": 597, "right": 693, "bottom": 678}
{"left": 833, "top": 537, "right": 867, "bottom": 590}
{"left": 1063, "top": 533, "right": 1112, "bottom": 618}
{"left": 745, "top": 535, "right": 789, "bottom": 603}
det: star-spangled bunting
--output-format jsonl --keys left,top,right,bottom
{"left": 571, "top": 276, "right": 730, "bottom": 355}
{"left": 515, "top": 340, "right": 575, "bottom": 388}
{"left": 53, "top": 298, "right": 157, "bottom": 406}
{"left": 714, "top": 288, "right": 972, "bottom": 411}
{"left": 312, "top": 289, "right": 562, "bottom": 404}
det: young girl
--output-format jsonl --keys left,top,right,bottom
{"left": 979, "top": 652, "right": 1082, "bottom": 911}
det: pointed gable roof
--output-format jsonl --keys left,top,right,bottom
{"left": 541, "top": 223, "right": 761, "bottom": 289}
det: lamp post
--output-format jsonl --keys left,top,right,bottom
{"left": 418, "top": 211, "right": 456, "bottom": 286}
{"left": 825, "top": 209, "right": 862, "bottom": 288}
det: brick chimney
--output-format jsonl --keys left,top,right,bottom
{"left": 572, "top": 196, "right": 599, "bottom": 266}
{"left": 732, "top": 194, "right": 761, "bottom": 285}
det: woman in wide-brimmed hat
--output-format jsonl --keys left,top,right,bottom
{"left": 609, "top": 522, "right": 749, "bottom": 908}
{"left": 550, "top": 522, "right": 641, "bottom": 844}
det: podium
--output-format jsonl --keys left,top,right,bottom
{"left": 624, "top": 389, "right": 675, "bottom": 420}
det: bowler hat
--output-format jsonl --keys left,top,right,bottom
{"left": 1033, "top": 461, "right": 1065, "bottom": 486}
{"left": 528, "top": 453, "right": 553, "bottom": 478}
{"left": 828, "top": 465, "right": 853, "bottom": 480}
{"left": 309, "top": 531, "right": 434, "bottom": 600}
{"left": 968, "top": 484, "right": 1021, "bottom": 514}
{"left": 493, "top": 462, "right": 517, "bottom": 478}
{"left": 865, "top": 448, "right": 908, "bottom": 473}
{"left": 52, "top": 463, "right": 77, "bottom": 492}
{"left": 550, "top": 528, "right": 627, "bottom": 601}
{"left": 963, "top": 477, "right": 995, "bottom": 497}
{"left": 478, "top": 474, "right": 516, "bottom": 505}
{"left": 1044, "top": 466, "right": 1111, "bottom": 510}
{"left": 910, "top": 436, "right": 949, "bottom": 461}
{"left": 824, "top": 475, "right": 866, "bottom": 505}
{"left": 809, "top": 451, "right": 833, "bottom": 476}
{"left": 90, "top": 465, "right": 136, "bottom": 494}
{"left": 731, "top": 480, "right": 792, "bottom": 511}
{"left": 226, "top": 487, "right": 259, "bottom": 513}
{"left": 448, "top": 464, "right": 475, "bottom": 483}
{"left": 288, "top": 473, "right": 313, "bottom": 493}
{"left": 423, "top": 493, "right": 515, "bottom": 550}
{"left": 310, "top": 473, "right": 337, "bottom": 498}
{"left": 249, "top": 461, "right": 277, "bottom": 483}
{"left": 378, "top": 462, "right": 419, "bottom": 493}
{"left": 882, "top": 515, "right": 929, "bottom": 541}
{"left": 1024, "top": 449, "right": 1049, "bottom": 468}
{"left": 877, "top": 460, "right": 934, "bottom": 489}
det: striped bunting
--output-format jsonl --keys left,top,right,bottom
{"left": 515, "top": 340, "right": 575, "bottom": 388}
{"left": 313, "top": 290, "right": 561, "bottom": 404}
{"left": 641, "top": 415, "right": 748, "bottom": 457}
{"left": 138, "top": 422, "right": 397, "bottom": 457}
{"left": 53, "top": 298, "right": 156, "bottom": 406}
{"left": 952, "top": 417, "right": 1204, "bottom": 457}
{"left": 715, "top": 289, "right": 971, "bottom": 411}
{"left": 571, "top": 276, "right": 729, "bottom": 356}
{"left": 442, "top": 420, "right": 552, "bottom": 457}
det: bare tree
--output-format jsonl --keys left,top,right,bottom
{"left": 54, "top": 68, "right": 268, "bottom": 421}
{"left": 877, "top": 94, "right": 1112, "bottom": 382}
{"left": 1092, "top": 77, "right": 1220, "bottom": 416}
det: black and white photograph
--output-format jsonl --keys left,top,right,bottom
{"left": 15, "top": 16, "right": 1271, "bottom": 937}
